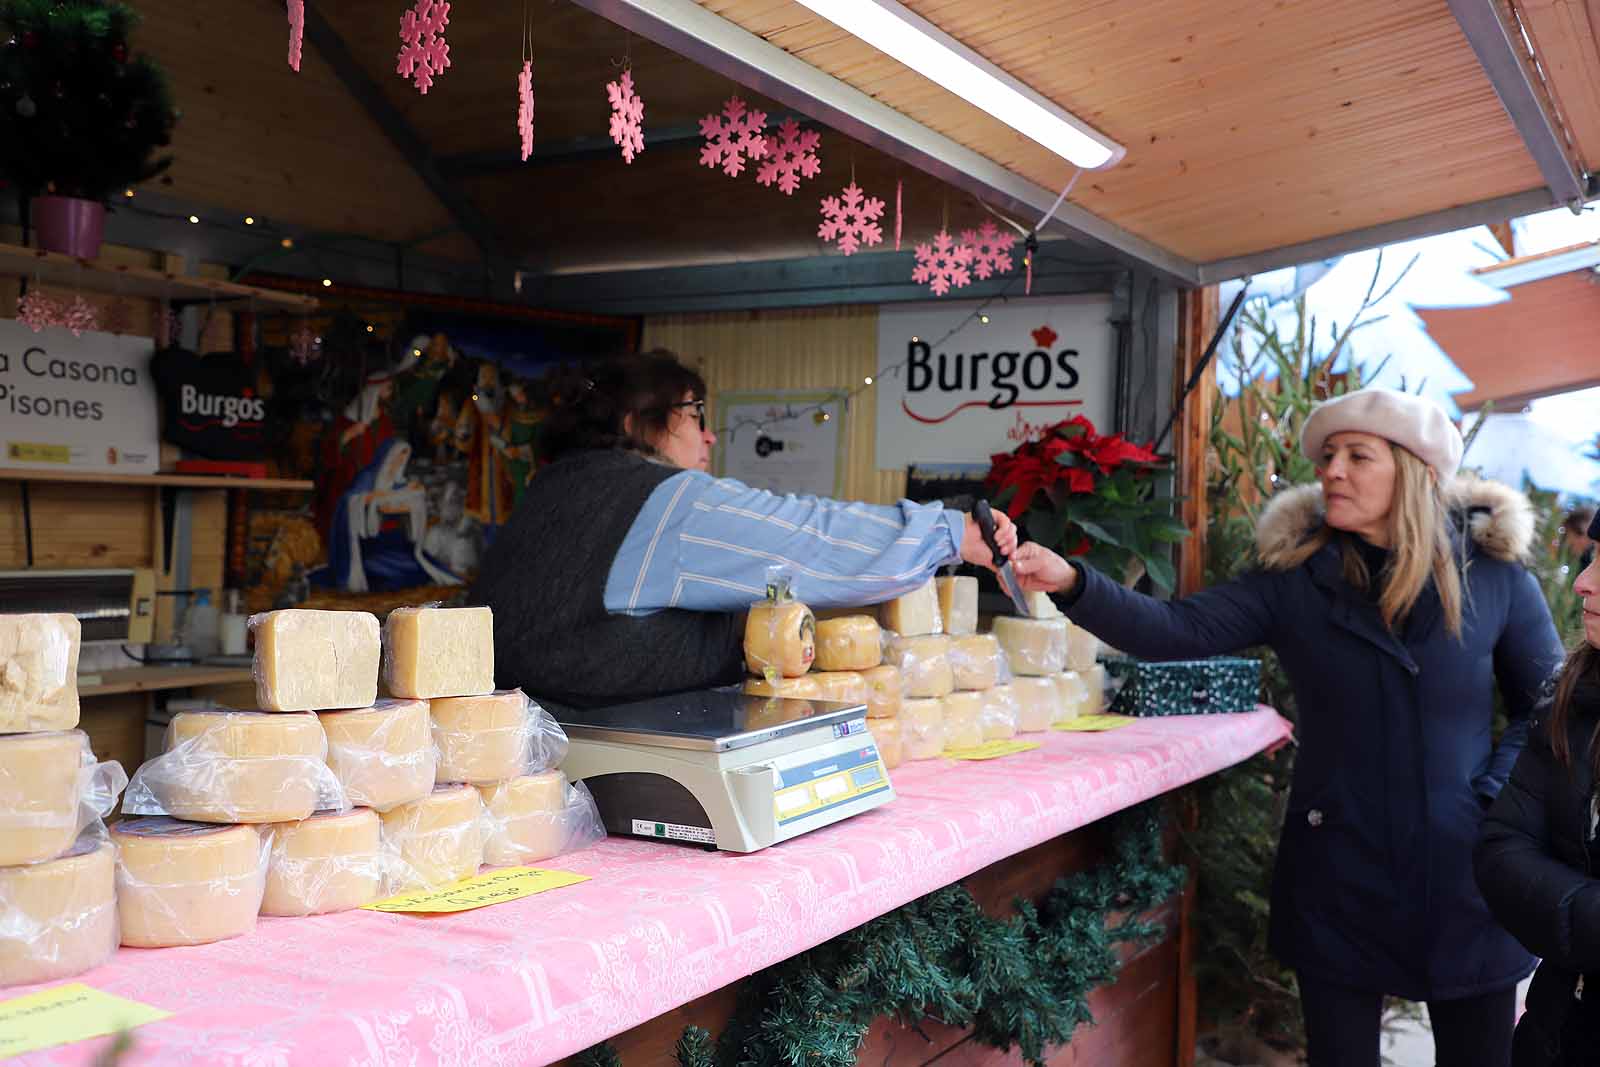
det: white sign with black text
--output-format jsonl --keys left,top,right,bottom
{"left": 874, "top": 294, "right": 1115, "bottom": 470}
{"left": 0, "top": 320, "right": 159, "bottom": 474}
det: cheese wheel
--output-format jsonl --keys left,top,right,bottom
{"left": 744, "top": 601, "right": 816, "bottom": 678}
{"left": 113, "top": 818, "right": 263, "bottom": 947}
{"left": 1012, "top": 677, "right": 1059, "bottom": 733}
{"left": 383, "top": 606, "right": 496, "bottom": 699}
{"left": 319, "top": 699, "right": 436, "bottom": 812}
{"left": 812, "top": 671, "right": 868, "bottom": 706}
{"left": 868, "top": 718, "right": 903, "bottom": 770}
{"left": 160, "top": 711, "right": 327, "bottom": 823}
{"left": 478, "top": 771, "right": 569, "bottom": 865}
{"left": 814, "top": 616, "right": 882, "bottom": 671}
{"left": 381, "top": 784, "right": 485, "bottom": 889}
{"left": 431, "top": 690, "right": 530, "bottom": 784}
{"left": 902, "top": 698, "right": 945, "bottom": 761}
{"left": 1083, "top": 664, "right": 1106, "bottom": 715}
{"left": 861, "top": 665, "right": 902, "bottom": 719}
{"left": 262, "top": 808, "right": 383, "bottom": 916}
{"left": 942, "top": 691, "right": 985, "bottom": 751}
{"left": 1052, "top": 671, "right": 1089, "bottom": 723}
{"left": 1066, "top": 622, "right": 1100, "bottom": 672}
{"left": 936, "top": 577, "right": 978, "bottom": 636}
{"left": 981, "top": 685, "right": 1020, "bottom": 741}
{"left": 1026, "top": 591, "right": 1063, "bottom": 619}
{"left": 253, "top": 609, "right": 380, "bottom": 712}
{"left": 0, "top": 612, "right": 80, "bottom": 734}
{"left": 949, "top": 634, "right": 1005, "bottom": 691}
{"left": 885, "top": 635, "right": 954, "bottom": 698}
{"left": 992, "top": 616, "right": 1068, "bottom": 676}
{"left": 0, "top": 837, "right": 117, "bottom": 987}
{"left": 880, "top": 580, "right": 941, "bottom": 636}
{"left": 743, "top": 675, "right": 824, "bottom": 700}
{"left": 0, "top": 730, "right": 89, "bottom": 866}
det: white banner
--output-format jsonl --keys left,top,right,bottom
{"left": 0, "top": 321, "right": 159, "bottom": 474}
{"left": 874, "top": 294, "right": 1116, "bottom": 469}
{"left": 715, "top": 390, "right": 846, "bottom": 497}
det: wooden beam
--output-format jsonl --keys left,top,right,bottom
{"left": 437, "top": 115, "right": 816, "bottom": 177}
{"left": 1176, "top": 287, "right": 1218, "bottom": 597}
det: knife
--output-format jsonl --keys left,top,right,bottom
{"left": 973, "top": 499, "right": 1031, "bottom": 616}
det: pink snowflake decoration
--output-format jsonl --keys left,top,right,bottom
{"left": 287, "top": 0, "right": 304, "bottom": 72}
{"left": 698, "top": 96, "right": 768, "bottom": 177}
{"left": 755, "top": 118, "right": 821, "bottom": 195}
{"left": 817, "top": 182, "right": 885, "bottom": 256}
{"left": 911, "top": 230, "right": 974, "bottom": 296}
{"left": 518, "top": 60, "right": 534, "bottom": 162}
{"left": 960, "top": 219, "right": 1017, "bottom": 280}
{"left": 16, "top": 291, "right": 59, "bottom": 332}
{"left": 397, "top": 0, "right": 450, "bottom": 95}
{"left": 62, "top": 296, "right": 98, "bottom": 337}
{"left": 606, "top": 69, "right": 645, "bottom": 163}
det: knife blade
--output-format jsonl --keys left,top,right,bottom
{"left": 973, "top": 499, "right": 1031, "bottom": 616}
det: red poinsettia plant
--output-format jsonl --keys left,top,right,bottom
{"left": 987, "top": 415, "right": 1189, "bottom": 592}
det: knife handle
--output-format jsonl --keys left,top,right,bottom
{"left": 973, "top": 500, "right": 1008, "bottom": 568}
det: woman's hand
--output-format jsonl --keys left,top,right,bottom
{"left": 960, "top": 510, "right": 1018, "bottom": 570}
{"left": 1011, "top": 541, "right": 1079, "bottom": 595}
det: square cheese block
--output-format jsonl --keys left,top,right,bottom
{"left": 1051, "top": 671, "right": 1090, "bottom": 722}
{"left": 0, "top": 613, "right": 80, "bottom": 734}
{"left": 812, "top": 671, "right": 868, "bottom": 706}
{"left": 0, "top": 837, "right": 117, "bottom": 987}
{"left": 942, "top": 691, "right": 985, "bottom": 751}
{"left": 949, "top": 634, "right": 1005, "bottom": 691}
{"left": 1083, "top": 664, "right": 1106, "bottom": 715}
{"left": 868, "top": 718, "right": 903, "bottom": 770}
{"left": 384, "top": 606, "right": 496, "bottom": 699}
{"left": 744, "top": 601, "right": 816, "bottom": 678}
{"left": 112, "top": 818, "right": 264, "bottom": 948}
{"left": 1026, "top": 591, "right": 1063, "bottom": 619}
{"left": 253, "top": 609, "right": 380, "bottom": 712}
{"left": 991, "top": 616, "right": 1068, "bottom": 676}
{"left": 861, "top": 665, "right": 902, "bottom": 719}
{"left": 981, "top": 685, "right": 1020, "bottom": 740}
{"left": 885, "top": 635, "right": 954, "bottom": 698}
{"left": 1066, "top": 622, "right": 1100, "bottom": 672}
{"left": 0, "top": 730, "right": 91, "bottom": 866}
{"left": 262, "top": 808, "right": 383, "bottom": 917}
{"left": 936, "top": 577, "right": 978, "bottom": 636}
{"left": 1012, "top": 677, "right": 1059, "bottom": 733}
{"left": 902, "top": 698, "right": 945, "bottom": 760}
{"left": 814, "top": 616, "right": 883, "bottom": 671}
{"left": 880, "top": 580, "right": 942, "bottom": 636}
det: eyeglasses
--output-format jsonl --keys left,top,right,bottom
{"left": 672, "top": 399, "right": 707, "bottom": 431}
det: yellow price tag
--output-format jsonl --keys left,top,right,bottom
{"left": 363, "top": 866, "right": 589, "bottom": 914}
{"left": 1054, "top": 714, "right": 1137, "bottom": 732}
{"left": 943, "top": 739, "right": 1042, "bottom": 761}
{"left": 0, "top": 983, "right": 170, "bottom": 1059}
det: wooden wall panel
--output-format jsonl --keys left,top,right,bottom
{"left": 642, "top": 306, "right": 908, "bottom": 505}
{"left": 0, "top": 483, "right": 153, "bottom": 569}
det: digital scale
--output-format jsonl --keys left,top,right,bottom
{"left": 555, "top": 688, "right": 894, "bottom": 853}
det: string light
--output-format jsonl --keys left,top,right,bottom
{"left": 979, "top": 313, "right": 990, "bottom": 324}
{"left": 365, "top": 324, "right": 375, "bottom": 332}
{"left": 244, "top": 216, "right": 255, "bottom": 226}
{"left": 123, "top": 188, "right": 134, "bottom": 198}
{"left": 280, "top": 238, "right": 294, "bottom": 250}
{"left": 864, "top": 376, "right": 874, "bottom": 385}
{"left": 187, "top": 215, "right": 199, "bottom": 224}
{"left": 321, "top": 278, "right": 333, "bottom": 287}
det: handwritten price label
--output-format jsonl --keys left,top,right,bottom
{"left": 363, "top": 867, "right": 589, "bottom": 914}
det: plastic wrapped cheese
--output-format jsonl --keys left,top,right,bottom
{"left": 0, "top": 612, "right": 80, "bottom": 734}
{"left": 0, "top": 836, "right": 117, "bottom": 987}
{"left": 949, "top": 634, "right": 1006, "bottom": 691}
{"left": 885, "top": 634, "right": 954, "bottom": 698}
{"left": 1083, "top": 664, "right": 1106, "bottom": 715}
{"left": 0, "top": 730, "right": 125, "bottom": 867}
{"left": 991, "top": 616, "right": 1068, "bottom": 676}
{"left": 319, "top": 699, "right": 437, "bottom": 812}
{"left": 936, "top": 576, "right": 978, "bottom": 636}
{"left": 814, "top": 616, "right": 882, "bottom": 671}
{"left": 1026, "top": 591, "right": 1063, "bottom": 619}
{"left": 1052, "top": 670, "right": 1090, "bottom": 723}
{"left": 744, "top": 600, "right": 816, "bottom": 678}
{"left": 383, "top": 605, "right": 496, "bottom": 699}
{"left": 479, "top": 775, "right": 605, "bottom": 866}
{"left": 743, "top": 675, "right": 824, "bottom": 700}
{"left": 942, "top": 691, "right": 985, "bottom": 751}
{"left": 431, "top": 690, "right": 567, "bottom": 784}
{"left": 1066, "top": 622, "right": 1100, "bottom": 672}
{"left": 252, "top": 609, "right": 380, "bottom": 712}
{"left": 880, "top": 580, "right": 942, "bottom": 636}
{"left": 861, "top": 665, "right": 902, "bottom": 719}
{"left": 902, "top": 698, "right": 945, "bottom": 760}
{"left": 868, "top": 718, "right": 903, "bottom": 770}
{"left": 112, "top": 817, "right": 267, "bottom": 948}
{"left": 381, "top": 784, "right": 486, "bottom": 890}
{"left": 812, "top": 671, "right": 868, "bottom": 706}
{"left": 981, "top": 685, "right": 1020, "bottom": 741}
{"left": 1012, "top": 677, "right": 1059, "bottom": 733}
{"left": 123, "top": 710, "right": 344, "bottom": 824}
{"left": 261, "top": 808, "right": 384, "bottom": 916}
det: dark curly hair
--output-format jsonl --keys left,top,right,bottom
{"left": 540, "top": 349, "right": 707, "bottom": 462}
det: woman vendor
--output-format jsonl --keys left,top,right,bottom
{"left": 469, "top": 349, "right": 1015, "bottom": 710}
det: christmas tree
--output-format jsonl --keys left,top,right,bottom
{"left": 0, "top": 0, "right": 176, "bottom": 203}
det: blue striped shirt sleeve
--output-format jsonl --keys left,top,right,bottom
{"left": 603, "top": 471, "right": 965, "bottom": 615}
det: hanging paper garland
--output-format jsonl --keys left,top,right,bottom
{"left": 698, "top": 96, "right": 768, "bottom": 177}
{"left": 911, "top": 231, "right": 973, "bottom": 296}
{"left": 755, "top": 118, "right": 821, "bottom": 195}
{"left": 287, "top": 0, "right": 304, "bottom": 71}
{"left": 960, "top": 219, "right": 1017, "bottom": 280}
{"left": 518, "top": 60, "right": 534, "bottom": 161}
{"left": 817, "top": 181, "right": 885, "bottom": 256}
{"left": 605, "top": 69, "right": 645, "bottom": 164}
{"left": 397, "top": 0, "right": 451, "bottom": 95}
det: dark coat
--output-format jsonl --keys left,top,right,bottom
{"left": 1475, "top": 677, "right": 1600, "bottom": 1066}
{"left": 1063, "top": 477, "right": 1563, "bottom": 1000}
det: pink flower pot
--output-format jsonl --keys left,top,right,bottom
{"left": 32, "top": 196, "right": 106, "bottom": 258}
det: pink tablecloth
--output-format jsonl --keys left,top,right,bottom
{"left": 16, "top": 708, "right": 1290, "bottom": 1067}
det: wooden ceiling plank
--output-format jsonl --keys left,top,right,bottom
{"left": 1515, "top": 0, "right": 1600, "bottom": 172}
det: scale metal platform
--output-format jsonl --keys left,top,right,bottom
{"left": 555, "top": 688, "right": 893, "bottom": 853}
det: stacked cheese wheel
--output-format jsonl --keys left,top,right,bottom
{"left": 990, "top": 592, "right": 1105, "bottom": 722}
{"left": 0, "top": 613, "right": 125, "bottom": 988}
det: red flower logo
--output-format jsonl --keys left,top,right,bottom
{"left": 1031, "top": 325, "right": 1058, "bottom": 348}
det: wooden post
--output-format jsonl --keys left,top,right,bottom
{"left": 1175, "top": 287, "right": 1219, "bottom": 597}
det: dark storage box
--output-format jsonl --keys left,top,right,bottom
{"left": 1103, "top": 656, "right": 1261, "bottom": 717}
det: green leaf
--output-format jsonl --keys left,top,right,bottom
{"left": 1148, "top": 517, "right": 1192, "bottom": 543}
{"left": 1026, "top": 507, "right": 1069, "bottom": 549}
{"left": 1074, "top": 518, "right": 1124, "bottom": 548}
{"left": 1141, "top": 552, "right": 1177, "bottom": 594}
{"left": 992, "top": 486, "right": 1017, "bottom": 510}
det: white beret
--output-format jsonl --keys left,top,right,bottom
{"left": 1300, "top": 389, "right": 1462, "bottom": 480}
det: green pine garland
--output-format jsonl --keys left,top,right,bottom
{"left": 579, "top": 803, "right": 1185, "bottom": 1067}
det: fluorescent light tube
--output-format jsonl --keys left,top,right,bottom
{"left": 789, "top": 0, "right": 1124, "bottom": 169}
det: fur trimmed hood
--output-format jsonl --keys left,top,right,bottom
{"left": 1254, "top": 473, "right": 1537, "bottom": 571}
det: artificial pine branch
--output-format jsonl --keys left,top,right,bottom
{"left": 571, "top": 1042, "right": 622, "bottom": 1067}
{"left": 674, "top": 1026, "right": 715, "bottom": 1067}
